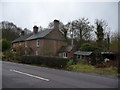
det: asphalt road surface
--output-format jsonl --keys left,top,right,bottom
{"left": 2, "top": 61, "right": 118, "bottom": 88}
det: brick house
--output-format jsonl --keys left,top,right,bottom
{"left": 12, "top": 20, "right": 67, "bottom": 56}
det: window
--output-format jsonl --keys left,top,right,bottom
{"left": 35, "top": 51, "right": 38, "bottom": 56}
{"left": 63, "top": 52, "right": 67, "bottom": 58}
{"left": 13, "top": 44, "right": 16, "bottom": 47}
{"left": 25, "top": 42, "right": 27, "bottom": 47}
{"left": 77, "top": 55, "right": 80, "bottom": 59}
{"left": 77, "top": 55, "right": 83, "bottom": 59}
{"left": 36, "top": 39, "right": 40, "bottom": 48}
{"left": 25, "top": 50, "right": 27, "bottom": 55}
{"left": 19, "top": 43, "right": 21, "bottom": 46}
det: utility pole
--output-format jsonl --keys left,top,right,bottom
{"left": 69, "top": 23, "right": 73, "bottom": 46}
{"left": 107, "top": 33, "right": 110, "bottom": 51}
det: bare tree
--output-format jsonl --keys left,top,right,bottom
{"left": 70, "top": 18, "right": 94, "bottom": 45}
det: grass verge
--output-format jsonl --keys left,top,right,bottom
{"left": 66, "top": 61, "right": 119, "bottom": 76}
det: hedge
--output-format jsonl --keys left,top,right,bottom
{"left": 20, "top": 56, "right": 69, "bottom": 68}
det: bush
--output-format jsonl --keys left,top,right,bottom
{"left": 67, "top": 59, "right": 74, "bottom": 66}
{"left": 95, "top": 60, "right": 118, "bottom": 68}
{"left": 0, "top": 39, "right": 11, "bottom": 52}
{"left": 79, "top": 43, "right": 102, "bottom": 51}
{"left": 20, "top": 56, "right": 69, "bottom": 68}
{"left": 3, "top": 50, "right": 13, "bottom": 61}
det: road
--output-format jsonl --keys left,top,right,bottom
{"left": 2, "top": 61, "right": 118, "bottom": 88}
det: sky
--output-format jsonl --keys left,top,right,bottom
{"left": 0, "top": 0, "right": 119, "bottom": 33}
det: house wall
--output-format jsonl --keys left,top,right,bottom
{"left": 25, "top": 28, "right": 67, "bottom": 56}
{"left": 25, "top": 39, "right": 67, "bottom": 56}
{"left": 12, "top": 42, "right": 25, "bottom": 50}
{"left": 42, "top": 28, "right": 67, "bottom": 56}
{"left": 42, "top": 39, "right": 67, "bottom": 56}
{"left": 69, "top": 47, "right": 77, "bottom": 58}
{"left": 45, "top": 29, "right": 66, "bottom": 41}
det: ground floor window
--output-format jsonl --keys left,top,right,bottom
{"left": 77, "top": 55, "right": 86, "bottom": 60}
{"left": 77, "top": 55, "right": 81, "bottom": 59}
{"left": 25, "top": 50, "right": 27, "bottom": 55}
{"left": 63, "top": 52, "right": 67, "bottom": 58}
{"left": 35, "top": 51, "right": 38, "bottom": 56}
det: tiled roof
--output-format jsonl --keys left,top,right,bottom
{"left": 58, "top": 45, "right": 74, "bottom": 53}
{"left": 12, "top": 33, "right": 33, "bottom": 43}
{"left": 26, "top": 29, "right": 52, "bottom": 40}
{"left": 74, "top": 51, "right": 93, "bottom": 56}
{"left": 12, "top": 29, "right": 53, "bottom": 43}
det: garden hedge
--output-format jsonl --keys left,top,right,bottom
{"left": 20, "top": 56, "right": 69, "bottom": 68}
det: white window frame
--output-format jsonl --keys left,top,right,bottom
{"left": 36, "top": 39, "right": 40, "bottom": 48}
{"left": 25, "top": 42, "right": 27, "bottom": 47}
{"left": 63, "top": 52, "right": 67, "bottom": 58}
{"left": 77, "top": 55, "right": 82, "bottom": 59}
{"left": 25, "top": 50, "right": 27, "bottom": 55}
{"left": 36, "top": 51, "right": 38, "bottom": 56}
{"left": 19, "top": 43, "right": 21, "bottom": 46}
{"left": 77, "top": 55, "right": 80, "bottom": 59}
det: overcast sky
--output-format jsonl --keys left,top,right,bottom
{"left": 0, "top": 0, "right": 118, "bottom": 33}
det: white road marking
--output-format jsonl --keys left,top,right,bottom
{"left": 10, "top": 69, "right": 50, "bottom": 81}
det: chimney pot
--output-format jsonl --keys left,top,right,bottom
{"left": 54, "top": 19, "right": 59, "bottom": 29}
{"left": 33, "top": 25, "right": 38, "bottom": 34}
{"left": 21, "top": 31, "right": 25, "bottom": 36}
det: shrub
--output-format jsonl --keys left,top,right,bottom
{"left": 67, "top": 59, "right": 74, "bottom": 66}
{"left": 95, "top": 60, "right": 118, "bottom": 68}
{"left": 0, "top": 39, "right": 11, "bottom": 52}
{"left": 79, "top": 43, "right": 102, "bottom": 51}
{"left": 20, "top": 56, "right": 69, "bottom": 68}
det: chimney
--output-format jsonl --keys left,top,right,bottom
{"left": 33, "top": 25, "right": 38, "bottom": 34}
{"left": 54, "top": 19, "right": 59, "bottom": 29}
{"left": 21, "top": 31, "right": 25, "bottom": 36}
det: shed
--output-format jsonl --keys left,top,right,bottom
{"left": 74, "top": 51, "right": 93, "bottom": 60}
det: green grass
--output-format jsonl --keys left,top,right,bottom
{"left": 66, "top": 61, "right": 119, "bottom": 76}
{"left": 0, "top": 52, "right": 3, "bottom": 57}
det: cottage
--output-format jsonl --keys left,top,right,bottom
{"left": 12, "top": 20, "right": 67, "bottom": 56}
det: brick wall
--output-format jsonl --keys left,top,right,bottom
{"left": 25, "top": 39, "right": 67, "bottom": 56}
{"left": 12, "top": 42, "right": 25, "bottom": 49}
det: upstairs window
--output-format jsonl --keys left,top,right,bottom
{"left": 36, "top": 39, "right": 40, "bottom": 48}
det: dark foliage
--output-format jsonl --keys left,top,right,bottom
{"left": 20, "top": 56, "right": 69, "bottom": 68}
{"left": 95, "top": 60, "right": 118, "bottom": 68}
{"left": 0, "top": 21, "right": 31, "bottom": 41}
{"left": 1, "top": 29, "right": 20, "bottom": 41}
{"left": 0, "top": 39, "right": 11, "bottom": 52}
{"left": 90, "top": 51, "right": 103, "bottom": 65}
